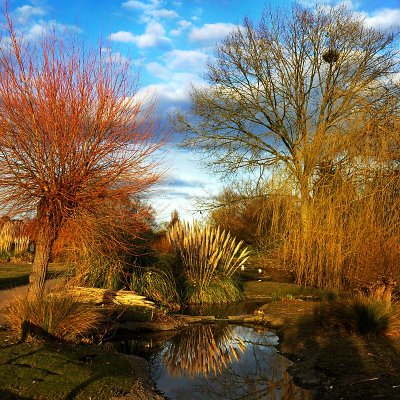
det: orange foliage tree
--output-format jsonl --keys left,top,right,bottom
{"left": 0, "top": 14, "right": 163, "bottom": 299}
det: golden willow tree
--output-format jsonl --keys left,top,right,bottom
{"left": 175, "top": 3, "right": 400, "bottom": 295}
{"left": 0, "top": 14, "right": 163, "bottom": 300}
{"left": 176, "top": 3, "right": 398, "bottom": 230}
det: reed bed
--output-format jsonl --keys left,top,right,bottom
{"left": 263, "top": 156, "right": 400, "bottom": 299}
{"left": 0, "top": 220, "right": 31, "bottom": 258}
{"left": 0, "top": 221, "right": 13, "bottom": 252}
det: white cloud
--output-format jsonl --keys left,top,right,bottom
{"left": 151, "top": 147, "right": 218, "bottom": 222}
{"left": 139, "top": 80, "right": 191, "bottom": 108}
{"left": 15, "top": 5, "right": 46, "bottom": 21}
{"left": 170, "top": 19, "right": 192, "bottom": 36}
{"left": 151, "top": 9, "right": 179, "bottom": 19}
{"left": 101, "top": 47, "right": 131, "bottom": 65}
{"left": 146, "top": 61, "right": 170, "bottom": 79}
{"left": 189, "top": 22, "right": 236, "bottom": 44}
{"left": 299, "top": 0, "right": 359, "bottom": 9}
{"left": 110, "top": 21, "right": 172, "bottom": 49}
{"left": 122, "top": 0, "right": 179, "bottom": 23}
{"left": 136, "top": 70, "right": 206, "bottom": 121}
{"left": 165, "top": 49, "right": 208, "bottom": 71}
{"left": 144, "top": 49, "right": 208, "bottom": 88}
{"left": 27, "top": 20, "right": 81, "bottom": 40}
{"left": 109, "top": 31, "right": 137, "bottom": 43}
{"left": 365, "top": 8, "right": 400, "bottom": 29}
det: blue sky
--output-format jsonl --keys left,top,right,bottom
{"left": 7, "top": 0, "right": 400, "bottom": 221}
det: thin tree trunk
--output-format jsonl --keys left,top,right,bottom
{"left": 27, "top": 201, "right": 62, "bottom": 301}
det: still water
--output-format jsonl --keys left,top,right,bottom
{"left": 111, "top": 324, "right": 312, "bottom": 400}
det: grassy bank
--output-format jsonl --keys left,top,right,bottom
{"left": 0, "top": 263, "right": 68, "bottom": 291}
{"left": 0, "top": 263, "right": 163, "bottom": 400}
{"left": 0, "top": 327, "right": 164, "bottom": 400}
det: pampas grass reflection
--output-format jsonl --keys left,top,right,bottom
{"left": 163, "top": 325, "right": 247, "bottom": 378}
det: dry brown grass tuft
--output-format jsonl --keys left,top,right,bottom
{"left": 1, "top": 288, "right": 103, "bottom": 341}
{"left": 315, "top": 297, "right": 400, "bottom": 336}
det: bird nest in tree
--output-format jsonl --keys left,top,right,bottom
{"left": 322, "top": 48, "right": 340, "bottom": 63}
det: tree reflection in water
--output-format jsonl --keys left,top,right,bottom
{"left": 149, "top": 325, "right": 312, "bottom": 400}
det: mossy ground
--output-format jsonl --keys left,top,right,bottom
{"left": 0, "top": 329, "right": 139, "bottom": 399}
{"left": 0, "top": 263, "right": 161, "bottom": 400}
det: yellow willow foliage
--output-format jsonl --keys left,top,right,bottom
{"left": 14, "top": 236, "right": 30, "bottom": 254}
{"left": 167, "top": 221, "right": 250, "bottom": 287}
{"left": 0, "top": 220, "right": 31, "bottom": 255}
{"left": 272, "top": 136, "right": 400, "bottom": 292}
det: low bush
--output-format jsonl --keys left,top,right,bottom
{"left": 2, "top": 289, "right": 103, "bottom": 341}
{"left": 0, "top": 249, "right": 11, "bottom": 262}
{"left": 183, "top": 276, "right": 243, "bottom": 306}
{"left": 167, "top": 221, "right": 249, "bottom": 305}
{"left": 316, "top": 297, "right": 399, "bottom": 336}
{"left": 130, "top": 265, "right": 180, "bottom": 308}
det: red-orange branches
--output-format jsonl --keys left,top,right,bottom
{"left": 0, "top": 14, "right": 164, "bottom": 298}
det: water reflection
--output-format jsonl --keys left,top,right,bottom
{"left": 147, "top": 325, "right": 312, "bottom": 400}
{"left": 163, "top": 324, "right": 247, "bottom": 377}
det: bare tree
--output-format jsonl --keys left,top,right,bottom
{"left": 0, "top": 14, "right": 163, "bottom": 299}
{"left": 175, "top": 3, "right": 399, "bottom": 231}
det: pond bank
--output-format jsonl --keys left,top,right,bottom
{"left": 0, "top": 327, "right": 164, "bottom": 400}
{"left": 258, "top": 300, "right": 400, "bottom": 400}
{"left": 2, "top": 299, "right": 399, "bottom": 399}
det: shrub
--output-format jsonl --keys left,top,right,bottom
{"left": 167, "top": 221, "right": 249, "bottom": 304}
{"left": 316, "top": 297, "right": 398, "bottom": 336}
{"left": 73, "top": 250, "right": 125, "bottom": 290}
{"left": 0, "top": 249, "right": 11, "bottom": 262}
{"left": 183, "top": 276, "right": 243, "bottom": 306}
{"left": 2, "top": 289, "right": 103, "bottom": 341}
{"left": 130, "top": 265, "right": 180, "bottom": 307}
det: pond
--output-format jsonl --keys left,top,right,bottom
{"left": 109, "top": 324, "right": 312, "bottom": 400}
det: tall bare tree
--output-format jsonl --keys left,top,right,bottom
{"left": 0, "top": 14, "right": 163, "bottom": 299}
{"left": 175, "top": 3, "right": 399, "bottom": 231}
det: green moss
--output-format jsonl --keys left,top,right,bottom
{"left": 0, "top": 341, "right": 137, "bottom": 399}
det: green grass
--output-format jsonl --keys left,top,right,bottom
{"left": 0, "top": 339, "right": 139, "bottom": 399}
{"left": 0, "top": 263, "right": 68, "bottom": 290}
{"left": 243, "top": 280, "right": 331, "bottom": 300}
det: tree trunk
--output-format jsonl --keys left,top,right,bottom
{"left": 27, "top": 201, "right": 62, "bottom": 301}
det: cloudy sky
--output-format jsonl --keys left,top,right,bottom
{"left": 8, "top": 0, "right": 400, "bottom": 221}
